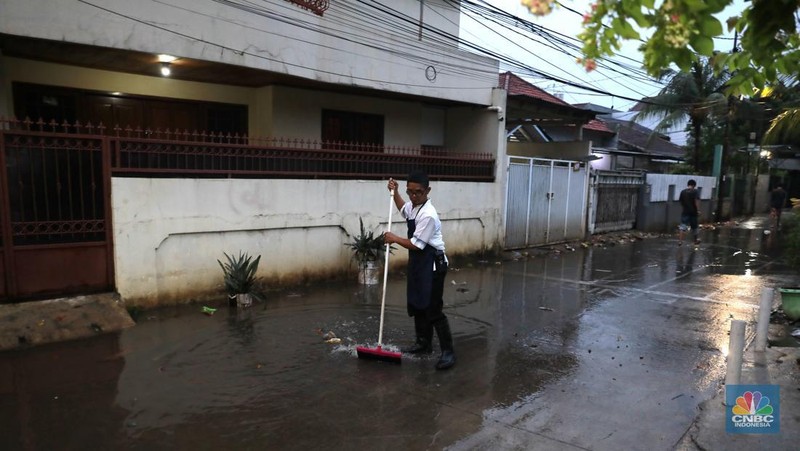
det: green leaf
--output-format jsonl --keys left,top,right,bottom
{"left": 611, "top": 16, "right": 639, "bottom": 40}
{"left": 765, "top": 65, "right": 776, "bottom": 82}
{"left": 699, "top": 17, "right": 723, "bottom": 37}
{"left": 611, "top": 17, "right": 626, "bottom": 34}
{"left": 674, "top": 50, "right": 694, "bottom": 72}
{"left": 620, "top": 20, "right": 640, "bottom": 39}
{"left": 736, "top": 53, "right": 750, "bottom": 70}
{"left": 632, "top": 11, "right": 653, "bottom": 28}
{"left": 775, "top": 58, "right": 787, "bottom": 74}
{"left": 682, "top": 0, "right": 706, "bottom": 12}
{"left": 753, "top": 72, "right": 765, "bottom": 88}
{"left": 690, "top": 35, "right": 715, "bottom": 56}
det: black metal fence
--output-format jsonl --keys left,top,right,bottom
{"left": 1, "top": 119, "right": 496, "bottom": 182}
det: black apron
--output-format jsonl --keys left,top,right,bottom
{"left": 406, "top": 203, "right": 436, "bottom": 312}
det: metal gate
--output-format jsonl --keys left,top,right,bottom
{"left": 505, "top": 157, "right": 589, "bottom": 249}
{"left": 0, "top": 128, "right": 114, "bottom": 302}
{"left": 589, "top": 170, "right": 644, "bottom": 234}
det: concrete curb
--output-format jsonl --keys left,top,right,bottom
{"left": 676, "top": 346, "right": 800, "bottom": 449}
{"left": 0, "top": 293, "right": 135, "bottom": 352}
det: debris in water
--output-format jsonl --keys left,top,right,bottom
{"left": 201, "top": 306, "right": 217, "bottom": 315}
{"left": 538, "top": 306, "right": 554, "bottom": 311}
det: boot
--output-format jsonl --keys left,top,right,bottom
{"left": 433, "top": 318, "right": 456, "bottom": 370}
{"left": 401, "top": 316, "right": 433, "bottom": 354}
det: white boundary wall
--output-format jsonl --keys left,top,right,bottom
{"left": 112, "top": 178, "right": 503, "bottom": 307}
{"left": 646, "top": 174, "right": 717, "bottom": 202}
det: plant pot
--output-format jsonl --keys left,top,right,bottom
{"left": 236, "top": 293, "right": 253, "bottom": 308}
{"left": 358, "top": 260, "right": 381, "bottom": 285}
{"left": 779, "top": 288, "right": 800, "bottom": 321}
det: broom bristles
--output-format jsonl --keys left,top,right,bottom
{"left": 356, "top": 345, "right": 402, "bottom": 364}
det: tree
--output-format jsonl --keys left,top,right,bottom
{"left": 521, "top": 0, "right": 800, "bottom": 96}
{"left": 635, "top": 59, "right": 728, "bottom": 172}
{"left": 757, "top": 80, "right": 800, "bottom": 146}
{"left": 763, "top": 108, "right": 800, "bottom": 145}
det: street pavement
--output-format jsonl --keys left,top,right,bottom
{"left": 0, "top": 214, "right": 798, "bottom": 450}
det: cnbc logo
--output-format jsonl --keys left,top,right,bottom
{"left": 726, "top": 385, "right": 780, "bottom": 434}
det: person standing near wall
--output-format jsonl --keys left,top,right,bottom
{"left": 769, "top": 184, "right": 788, "bottom": 230}
{"left": 383, "top": 171, "right": 455, "bottom": 370}
{"left": 678, "top": 179, "right": 701, "bottom": 245}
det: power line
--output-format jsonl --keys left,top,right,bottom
{"left": 77, "top": 0, "right": 683, "bottom": 107}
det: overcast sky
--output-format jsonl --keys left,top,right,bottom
{"left": 460, "top": 0, "right": 747, "bottom": 111}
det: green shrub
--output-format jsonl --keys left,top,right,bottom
{"left": 345, "top": 217, "right": 391, "bottom": 266}
{"left": 782, "top": 211, "right": 800, "bottom": 268}
{"left": 217, "top": 251, "right": 261, "bottom": 295}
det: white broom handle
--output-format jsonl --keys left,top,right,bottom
{"left": 377, "top": 189, "right": 393, "bottom": 346}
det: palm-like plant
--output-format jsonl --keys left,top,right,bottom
{"left": 345, "top": 217, "right": 389, "bottom": 266}
{"left": 217, "top": 251, "right": 261, "bottom": 295}
{"left": 636, "top": 58, "right": 729, "bottom": 172}
{"left": 763, "top": 108, "right": 800, "bottom": 146}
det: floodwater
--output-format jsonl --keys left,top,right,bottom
{"left": 1, "top": 220, "right": 797, "bottom": 450}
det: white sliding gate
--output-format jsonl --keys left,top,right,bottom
{"left": 504, "top": 156, "right": 589, "bottom": 249}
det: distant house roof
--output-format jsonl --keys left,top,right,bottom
{"left": 499, "top": 72, "right": 613, "bottom": 134}
{"left": 600, "top": 116, "right": 685, "bottom": 159}
{"left": 500, "top": 72, "right": 571, "bottom": 106}
{"left": 628, "top": 101, "right": 648, "bottom": 112}
{"left": 584, "top": 119, "right": 613, "bottom": 133}
{"left": 574, "top": 103, "right": 620, "bottom": 115}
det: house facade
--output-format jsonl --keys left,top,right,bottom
{"left": 0, "top": 0, "right": 508, "bottom": 307}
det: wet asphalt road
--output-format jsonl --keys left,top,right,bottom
{"left": 1, "top": 217, "right": 797, "bottom": 451}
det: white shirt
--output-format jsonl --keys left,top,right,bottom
{"left": 400, "top": 199, "right": 445, "bottom": 252}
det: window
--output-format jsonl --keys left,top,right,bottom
{"left": 321, "top": 109, "right": 384, "bottom": 151}
{"left": 13, "top": 83, "right": 247, "bottom": 136}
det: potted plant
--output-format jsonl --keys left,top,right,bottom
{"left": 345, "top": 218, "right": 390, "bottom": 285}
{"left": 217, "top": 251, "right": 261, "bottom": 307}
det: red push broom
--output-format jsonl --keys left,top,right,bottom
{"left": 356, "top": 189, "right": 402, "bottom": 364}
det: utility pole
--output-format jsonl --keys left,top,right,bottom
{"left": 715, "top": 30, "right": 738, "bottom": 221}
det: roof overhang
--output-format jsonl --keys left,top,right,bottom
{"left": 0, "top": 33, "right": 472, "bottom": 107}
{"left": 505, "top": 95, "right": 596, "bottom": 128}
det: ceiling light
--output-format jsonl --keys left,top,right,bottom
{"left": 160, "top": 62, "right": 171, "bottom": 77}
{"left": 157, "top": 54, "right": 177, "bottom": 63}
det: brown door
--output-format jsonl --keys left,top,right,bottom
{"left": 82, "top": 96, "right": 145, "bottom": 133}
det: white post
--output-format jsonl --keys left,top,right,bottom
{"left": 754, "top": 287, "right": 774, "bottom": 351}
{"left": 725, "top": 320, "right": 746, "bottom": 386}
